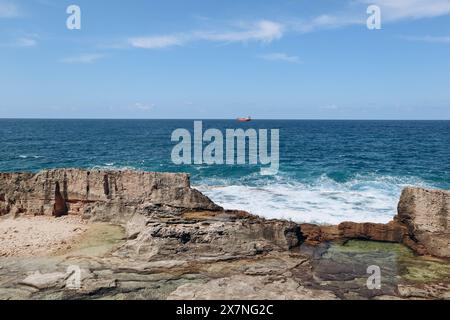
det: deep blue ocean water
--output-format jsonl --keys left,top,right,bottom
{"left": 1, "top": 119, "right": 449, "bottom": 224}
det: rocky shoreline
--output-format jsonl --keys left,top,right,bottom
{"left": 0, "top": 169, "right": 449, "bottom": 300}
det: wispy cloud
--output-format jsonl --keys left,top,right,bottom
{"left": 129, "top": 20, "right": 284, "bottom": 49}
{"left": 129, "top": 35, "right": 186, "bottom": 49}
{"left": 402, "top": 35, "right": 450, "bottom": 43}
{"left": 0, "top": 34, "right": 39, "bottom": 48}
{"left": 196, "top": 20, "right": 284, "bottom": 43}
{"left": 16, "top": 37, "right": 37, "bottom": 47}
{"left": 61, "top": 54, "right": 105, "bottom": 64}
{"left": 359, "top": 0, "right": 450, "bottom": 20}
{"left": 122, "top": 1, "right": 450, "bottom": 52}
{"left": 134, "top": 102, "right": 155, "bottom": 111}
{"left": 259, "top": 53, "right": 301, "bottom": 64}
{"left": 320, "top": 104, "right": 339, "bottom": 110}
{"left": 0, "top": 1, "right": 19, "bottom": 18}
{"left": 289, "top": 15, "right": 364, "bottom": 33}
{"left": 289, "top": 0, "right": 450, "bottom": 33}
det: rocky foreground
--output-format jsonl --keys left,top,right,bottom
{"left": 0, "top": 169, "right": 449, "bottom": 300}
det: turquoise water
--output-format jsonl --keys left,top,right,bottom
{"left": 1, "top": 119, "right": 449, "bottom": 224}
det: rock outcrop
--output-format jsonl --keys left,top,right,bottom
{"left": 338, "top": 221, "right": 407, "bottom": 242}
{"left": 299, "top": 187, "right": 450, "bottom": 258}
{"left": 0, "top": 170, "right": 314, "bottom": 300}
{"left": 0, "top": 169, "right": 303, "bottom": 258}
{"left": 0, "top": 169, "right": 221, "bottom": 222}
{"left": 397, "top": 187, "right": 450, "bottom": 258}
{"left": 298, "top": 221, "right": 408, "bottom": 246}
{"left": 1, "top": 170, "right": 449, "bottom": 258}
{"left": 1, "top": 170, "right": 450, "bottom": 300}
{"left": 119, "top": 209, "right": 302, "bottom": 262}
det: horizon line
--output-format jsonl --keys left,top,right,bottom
{"left": 0, "top": 118, "right": 450, "bottom": 121}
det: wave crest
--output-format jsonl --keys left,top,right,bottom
{"left": 196, "top": 174, "right": 431, "bottom": 225}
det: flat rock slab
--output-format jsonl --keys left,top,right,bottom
{"left": 168, "top": 275, "right": 338, "bottom": 300}
{"left": 20, "top": 271, "right": 67, "bottom": 290}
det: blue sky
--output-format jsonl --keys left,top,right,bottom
{"left": 1, "top": 0, "right": 450, "bottom": 119}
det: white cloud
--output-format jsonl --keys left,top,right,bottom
{"left": 1, "top": 34, "right": 40, "bottom": 48}
{"left": 129, "top": 20, "right": 284, "bottom": 49}
{"left": 359, "top": 0, "right": 450, "bottom": 20}
{"left": 259, "top": 53, "right": 301, "bottom": 64}
{"left": 290, "top": 15, "right": 364, "bottom": 33}
{"left": 129, "top": 35, "right": 186, "bottom": 49}
{"left": 320, "top": 104, "right": 339, "bottom": 110}
{"left": 16, "top": 37, "right": 37, "bottom": 47}
{"left": 61, "top": 54, "right": 105, "bottom": 64}
{"left": 0, "top": 1, "right": 19, "bottom": 18}
{"left": 402, "top": 35, "right": 450, "bottom": 43}
{"left": 196, "top": 20, "right": 284, "bottom": 43}
{"left": 289, "top": 0, "right": 450, "bottom": 33}
{"left": 135, "top": 102, "right": 155, "bottom": 111}
{"left": 124, "top": 2, "right": 450, "bottom": 51}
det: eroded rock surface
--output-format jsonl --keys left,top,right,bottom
{"left": 0, "top": 170, "right": 449, "bottom": 300}
{"left": 398, "top": 187, "right": 450, "bottom": 258}
{"left": 0, "top": 169, "right": 221, "bottom": 222}
{"left": 118, "top": 208, "right": 301, "bottom": 262}
{"left": 168, "top": 275, "right": 338, "bottom": 300}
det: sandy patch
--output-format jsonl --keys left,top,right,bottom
{"left": 0, "top": 216, "right": 88, "bottom": 257}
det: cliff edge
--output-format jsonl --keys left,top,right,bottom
{"left": 0, "top": 169, "right": 221, "bottom": 221}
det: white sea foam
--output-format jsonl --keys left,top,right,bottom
{"left": 196, "top": 175, "right": 430, "bottom": 225}
{"left": 18, "top": 155, "right": 43, "bottom": 159}
{"left": 90, "top": 165, "right": 140, "bottom": 171}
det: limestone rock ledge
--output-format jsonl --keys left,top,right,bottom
{"left": 397, "top": 187, "right": 450, "bottom": 258}
{"left": 0, "top": 169, "right": 221, "bottom": 222}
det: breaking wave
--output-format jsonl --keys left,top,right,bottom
{"left": 196, "top": 174, "right": 431, "bottom": 225}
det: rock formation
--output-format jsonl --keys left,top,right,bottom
{"left": 1, "top": 170, "right": 449, "bottom": 258}
{"left": 0, "top": 169, "right": 449, "bottom": 300}
{"left": 0, "top": 169, "right": 302, "bottom": 259}
{"left": 118, "top": 208, "right": 302, "bottom": 262}
{"left": 298, "top": 188, "right": 450, "bottom": 258}
{"left": 0, "top": 169, "right": 221, "bottom": 222}
{"left": 397, "top": 187, "right": 450, "bottom": 258}
{"left": 299, "top": 221, "right": 410, "bottom": 246}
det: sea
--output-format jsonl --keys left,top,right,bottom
{"left": 1, "top": 119, "right": 449, "bottom": 225}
